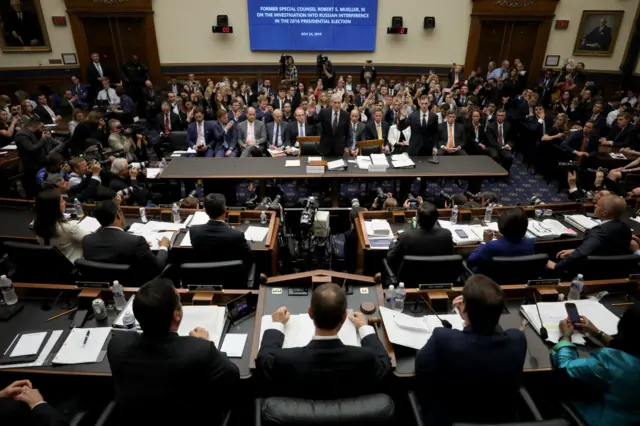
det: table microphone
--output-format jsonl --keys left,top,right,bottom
{"left": 531, "top": 291, "right": 549, "bottom": 341}
{"left": 420, "top": 295, "right": 452, "bottom": 329}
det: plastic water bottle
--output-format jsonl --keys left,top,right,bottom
{"left": 0, "top": 275, "right": 18, "bottom": 305}
{"left": 395, "top": 282, "right": 406, "bottom": 312}
{"left": 484, "top": 205, "right": 493, "bottom": 223}
{"left": 568, "top": 274, "right": 584, "bottom": 301}
{"left": 74, "top": 198, "right": 84, "bottom": 217}
{"left": 160, "top": 158, "right": 167, "bottom": 169}
{"left": 385, "top": 285, "right": 396, "bottom": 309}
{"left": 112, "top": 280, "right": 127, "bottom": 311}
{"left": 260, "top": 210, "right": 267, "bottom": 224}
{"left": 172, "top": 203, "right": 180, "bottom": 223}
{"left": 123, "top": 312, "right": 135, "bottom": 330}
{"left": 450, "top": 206, "right": 459, "bottom": 224}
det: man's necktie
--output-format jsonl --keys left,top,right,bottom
{"left": 300, "top": 124, "right": 304, "bottom": 137}
{"left": 578, "top": 135, "right": 588, "bottom": 165}
{"left": 498, "top": 125, "right": 504, "bottom": 146}
{"left": 275, "top": 123, "right": 280, "bottom": 146}
{"left": 447, "top": 125, "right": 454, "bottom": 148}
{"left": 332, "top": 112, "right": 338, "bottom": 132}
{"left": 377, "top": 123, "right": 382, "bottom": 139}
{"left": 591, "top": 115, "right": 597, "bottom": 121}
{"left": 164, "top": 115, "right": 169, "bottom": 134}
{"left": 421, "top": 113, "right": 427, "bottom": 128}
{"left": 352, "top": 124, "right": 357, "bottom": 148}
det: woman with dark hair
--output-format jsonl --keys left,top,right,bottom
{"left": 34, "top": 188, "right": 90, "bottom": 263}
{"left": 554, "top": 303, "right": 640, "bottom": 425}
{"left": 0, "top": 109, "right": 18, "bottom": 146}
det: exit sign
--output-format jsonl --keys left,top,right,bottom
{"left": 555, "top": 20, "right": 569, "bottom": 30}
{"left": 52, "top": 16, "right": 67, "bottom": 26}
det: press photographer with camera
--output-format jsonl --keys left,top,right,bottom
{"left": 108, "top": 119, "right": 145, "bottom": 162}
{"left": 371, "top": 189, "right": 398, "bottom": 210}
{"left": 403, "top": 194, "right": 423, "bottom": 209}
{"left": 360, "top": 60, "right": 376, "bottom": 86}
{"left": 109, "top": 158, "right": 148, "bottom": 206}
{"left": 280, "top": 55, "right": 298, "bottom": 86}
{"left": 319, "top": 57, "right": 336, "bottom": 89}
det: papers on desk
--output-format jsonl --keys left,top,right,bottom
{"left": 268, "top": 148, "right": 287, "bottom": 157}
{"left": 391, "top": 153, "right": 415, "bottom": 168}
{"left": 527, "top": 219, "right": 577, "bottom": 240}
{"left": 78, "top": 216, "right": 102, "bottom": 234}
{"left": 370, "top": 153, "right": 389, "bottom": 166}
{"left": 365, "top": 220, "right": 394, "bottom": 250}
{"left": 0, "top": 143, "right": 17, "bottom": 150}
{"left": 308, "top": 156, "right": 323, "bottom": 163}
{"left": 379, "top": 306, "right": 464, "bottom": 350}
{"left": 520, "top": 300, "right": 619, "bottom": 344}
{"left": 177, "top": 306, "right": 227, "bottom": 348}
{"left": 180, "top": 231, "right": 192, "bottom": 247}
{"left": 221, "top": 334, "right": 248, "bottom": 358}
{"left": 127, "top": 221, "right": 183, "bottom": 250}
{"left": 145, "top": 168, "right": 162, "bottom": 179}
{"left": 0, "top": 330, "right": 63, "bottom": 370}
{"left": 260, "top": 310, "right": 360, "bottom": 348}
{"left": 610, "top": 152, "right": 626, "bottom": 159}
{"left": 171, "top": 151, "right": 187, "bottom": 157}
{"left": 285, "top": 160, "right": 300, "bottom": 167}
{"left": 52, "top": 328, "right": 110, "bottom": 365}
{"left": 356, "top": 156, "right": 372, "bottom": 170}
{"left": 244, "top": 226, "right": 269, "bottom": 243}
{"left": 564, "top": 214, "right": 600, "bottom": 233}
{"left": 186, "top": 211, "right": 210, "bottom": 228}
{"left": 438, "top": 220, "right": 483, "bottom": 245}
{"left": 327, "top": 159, "right": 347, "bottom": 170}
{"left": 187, "top": 147, "right": 197, "bottom": 154}
{"left": 10, "top": 332, "right": 47, "bottom": 357}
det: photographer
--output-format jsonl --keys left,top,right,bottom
{"left": 567, "top": 170, "right": 611, "bottom": 202}
{"left": 371, "top": 191, "right": 398, "bottom": 210}
{"left": 66, "top": 157, "right": 111, "bottom": 202}
{"left": 403, "top": 195, "right": 423, "bottom": 210}
{"left": 281, "top": 56, "right": 298, "bottom": 86}
{"left": 360, "top": 61, "right": 377, "bottom": 86}
{"left": 109, "top": 158, "right": 148, "bottom": 205}
{"left": 321, "top": 59, "right": 336, "bottom": 90}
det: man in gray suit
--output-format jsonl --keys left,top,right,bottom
{"left": 266, "top": 109, "right": 290, "bottom": 154}
{"left": 347, "top": 108, "right": 366, "bottom": 156}
{"left": 237, "top": 107, "right": 267, "bottom": 157}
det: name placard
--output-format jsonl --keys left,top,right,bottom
{"left": 526, "top": 279, "right": 560, "bottom": 287}
{"left": 306, "top": 165, "right": 325, "bottom": 174}
{"left": 75, "top": 281, "right": 110, "bottom": 289}
{"left": 368, "top": 164, "right": 388, "bottom": 173}
{"left": 187, "top": 284, "right": 224, "bottom": 292}
{"left": 418, "top": 283, "right": 453, "bottom": 290}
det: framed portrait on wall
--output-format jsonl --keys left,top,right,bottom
{"left": 0, "top": 0, "right": 51, "bottom": 53}
{"left": 573, "top": 10, "right": 623, "bottom": 57}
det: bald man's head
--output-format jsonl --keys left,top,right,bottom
{"left": 595, "top": 194, "right": 626, "bottom": 220}
{"left": 308, "top": 283, "right": 347, "bottom": 331}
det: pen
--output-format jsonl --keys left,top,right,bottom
{"left": 612, "top": 302, "right": 634, "bottom": 307}
{"left": 82, "top": 330, "right": 91, "bottom": 347}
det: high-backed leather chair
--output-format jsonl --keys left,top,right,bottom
{"left": 297, "top": 136, "right": 320, "bottom": 156}
{"left": 383, "top": 255, "right": 463, "bottom": 288}
{"left": 179, "top": 260, "right": 256, "bottom": 289}
{"left": 482, "top": 254, "right": 549, "bottom": 285}
{"left": 357, "top": 139, "right": 384, "bottom": 156}
{"left": 584, "top": 255, "right": 639, "bottom": 280}
{"left": 3, "top": 241, "right": 76, "bottom": 284}
{"left": 75, "top": 259, "right": 134, "bottom": 286}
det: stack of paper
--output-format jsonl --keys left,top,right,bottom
{"left": 171, "top": 150, "right": 188, "bottom": 157}
{"left": 145, "top": 168, "right": 162, "bottom": 179}
{"left": 285, "top": 160, "right": 300, "bottom": 167}
{"left": 180, "top": 231, "right": 192, "bottom": 247}
{"left": 391, "top": 153, "right": 415, "bottom": 168}
{"left": 564, "top": 215, "right": 601, "bottom": 233}
{"left": 127, "top": 221, "right": 184, "bottom": 250}
{"left": 610, "top": 152, "right": 626, "bottom": 160}
{"left": 177, "top": 306, "right": 227, "bottom": 348}
{"left": 244, "top": 226, "right": 269, "bottom": 242}
{"left": 369, "top": 219, "right": 393, "bottom": 236}
{"left": 0, "top": 143, "right": 17, "bottom": 150}
{"left": 527, "top": 219, "right": 578, "bottom": 240}
{"left": 268, "top": 148, "right": 287, "bottom": 157}
{"left": 52, "top": 328, "right": 111, "bottom": 365}
{"left": 327, "top": 159, "right": 346, "bottom": 170}
{"left": 308, "top": 156, "right": 323, "bottom": 163}
{"left": 186, "top": 211, "right": 210, "bottom": 227}
{"left": 370, "top": 153, "right": 389, "bottom": 166}
{"left": 379, "top": 306, "right": 464, "bottom": 350}
{"left": 438, "top": 221, "right": 483, "bottom": 245}
{"left": 260, "top": 311, "right": 360, "bottom": 348}
{"left": 356, "top": 156, "right": 372, "bottom": 170}
{"left": 186, "top": 147, "right": 197, "bottom": 154}
{"left": 0, "top": 331, "right": 63, "bottom": 370}
{"left": 520, "top": 300, "right": 620, "bottom": 344}
{"left": 78, "top": 216, "right": 102, "bottom": 234}
{"left": 9, "top": 332, "right": 48, "bottom": 357}
{"left": 220, "top": 334, "right": 248, "bottom": 358}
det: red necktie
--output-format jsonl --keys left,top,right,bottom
{"left": 164, "top": 115, "right": 169, "bottom": 134}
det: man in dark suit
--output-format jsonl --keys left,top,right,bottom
{"left": 287, "top": 107, "right": 316, "bottom": 142}
{"left": 33, "top": 94, "right": 60, "bottom": 125}
{"left": 256, "top": 283, "right": 391, "bottom": 399}
{"left": 386, "top": 202, "right": 454, "bottom": 273}
{"left": 189, "top": 193, "right": 254, "bottom": 271}
{"left": 384, "top": 98, "right": 401, "bottom": 126}
{"left": 82, "top": 200, "right": 170, "bottom": 279}
{"left": 346, "top": 108, "right": 366, "bottom": 156}
{"left": 437, "top": 110, "right": 466, "bottom": 155}
{"left": 166, "top": 76, "right": 182, "bottom": 96}
{"left": 365, "top": 108, "right": 390, "bottom": 149}
{"left": 141, "top": 79, "right": 159, "bottom": 125}
{"left": 68, "top": 75, "right": 89, "bottom": 110}
{"left": 306, "top": 94, "right": 350, "bottom": 156}
{"left": 0, "top": 379, "right": 69, "bottom": 426}
{"left": 581, "top": 17, "right": 613, "bottom": 51}
{"left": 464, "top": 109, "right": 494, "bottom": 157}
{"left": 586, "top": 101, "right": 606, "bottom": 137}
{"left": 186, "top": 109, "right": 215, "bottom": 157}
{"left": 600, "top": 112, "right": 636, "bottom": 148}
{"left": 108, "top": 278, "right": 239, "bottom": 426}
{"left": 397, "top": 96, "right": 438, "bottom": 156}
{"left": 548, "top": 195, "right": 632, "bottom": 274}
{"left": 266, "top": 109, "right": 289, "bottom": 152}
{"left": 85, "top": 52, "right": 106, "bottom": 100}
{"left": 212, "top": 110, "right": 238, "bottom": 157}
{"left": 560, "top": 120, "right": 599, "bottom": 168}
{"left": 416, "top": 275, "right": 527, "bottom": 425}
{"left": 3, "top": 0, "right": 43, "bottom": 47}
{"left": 535, "top": 69, "right": 555, "bottom": 107}
{"left": 485, "top": 109, "right": 514, "bottom": 173}
{"left": 155, "top": 102, "right": 182, "bottom": 136}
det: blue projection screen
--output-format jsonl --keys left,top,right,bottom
{"left": 248, "top": 0, "right": 378, "bottom": 51}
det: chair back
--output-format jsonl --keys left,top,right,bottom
{"left": 398, "top": 255, "right": 463, "bottom": 288}
{"left": 454, "top": 420, "right": 569, "bottom": 426}
{"left": 169, "top": 131, "right": 190, "bottom": 150}
{"left": 297, "top": 136, "right": 320, "bottom": 156}
{"left": 259, "top": 394, "right": 395, "bottom": 426}
{"left": 584, "top": 255, "right": 640, "bottom": 279}
{"left": 3, "top": 241, "right": 76, "bottom": 284}
{"left": 485, "top": 254, "right": 549, "bottom": 285}
{"left": 357, "top": 139, "right": 384, "bottom": 156}
{"left": 75, "top": 259, "right": 133, "bottom": 286}
{"left": 180, "top": 260, "right": 250, "bottom": 289}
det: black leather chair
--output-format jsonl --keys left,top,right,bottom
{"left": 95, "top": 401, "right": 230, "bottom": 426}
{"left": 255, "top": 394, "right": 396, "bottom": 426}
{"left": 297, "top": 136, "right": 320, "bottom": 156}
{"left": 168, "top": 131, "right": 190, "bottom": 151}
{"left": 357, "top": 139, "right": 384, "bottom": 156}
{"left": 75, "top": 259, "right": 134, "bottom": 286}
{"left": 383, "top": 255, "right": 463, "bottom": 288}
{"left": 454, "top": 421, "right": 569, "bottom": 426}
{"left": 3, "top": 241, "right": 76, "bottom": 284}
{"left": 583, "top": 255, "right": 640, "bottom": 280}
{"left": 179, "top": 260, "right": 256, "bottom": 289}
{"left": 482, "top": 254, "right": 549, "bottom": 285}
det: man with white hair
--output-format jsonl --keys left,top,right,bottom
{"left": 237, "top": 107, "right": 267, "bottom": 157}
{"left": 266, "top": 109, "right": 289, "bottom": 154}
{"left": 109, "top": 158, "right": 144, "bottom": 205}
{"left": 307, "top": 94, "right": 350, "bottom": 156}
{"left": 107, "top": 119, "right": 138, "bottom": 160}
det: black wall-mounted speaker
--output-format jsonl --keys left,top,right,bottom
{"left": 424, "top": 17, "right": 436, "bottom": 29}
{"left": 391, "top": 16, "right": 403, "bottom": 28}
{"left": 217, "top": 15, "right": 229, "bottom": 26}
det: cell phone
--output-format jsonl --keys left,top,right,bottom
{"left": 455, "top": 229, "right": 468, "bottom": 239}
{"left": 565, "top": 302, "right": 581, "bottom": 325}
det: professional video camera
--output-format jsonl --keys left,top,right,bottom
{"left": 558, "top": 161, "right": 580, "bottom": 171}
{"left": 316, "top": 54, "right": 328, "bottom": 77}
{"left": 351, "top": 198, "right": 361, "bottom": 208}
{"left": 530, "top": 196, "right": 544, "bottom": 206}
{"left": 256, "top": 195, "right": 282, "bottom": 215}
{"left": 439, "top": 191, "right": 453, "bottom": 203}
{"left": 300, "top": 196, "right": 320, "bottom": 230}
{"left": 464, "top": 191, "right": 482, "bottom": 203}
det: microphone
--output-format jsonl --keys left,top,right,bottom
{"left": 531, "top": 291, "right": 549, "bottom": 340}
{"left": 420, "top": 295, "right": 452, "bottom": 329}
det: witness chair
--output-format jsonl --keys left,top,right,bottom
{"left": 255, "top": 394, "right": 397, "bottom": 426}
{"left": 75, "top": 259, "right": 134, "bottom": 286}
{"left": 482, "top": 254, "right": 549, "bottom": 285}
{"left": 297, "top": 136, "right": 320, "bottom": 156}
{"left": 383, "top": 255, "right": 464, "bottom": 288}
{"left": 357, "top": 139, "right": 384, "bottom": 156}
{"left": 3, "top": 241, "right": 76, "bottom": 284}
{"left": 179, "top": 260, "right": 256, "bottom": 289}
{"left": 168, "top": 131, "right": 190, "bottom": 151}
{"left": 583, "top": 255, "right": 639, "bottom": 280}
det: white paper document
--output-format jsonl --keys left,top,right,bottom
{"left": 379, "top": 306, "right": 464, "bottom": 350}
{"left": 53, "top": 328, "right": 111, "bottom": 365}
{"left": 365, "top": 220, "right": 393, "bottom": 238}
{"left": 221, "top": 334, "right": 248, "bottom": 358}
{"left": 308, "top": 156, "right": 322, "bottom": 163}
{"left": 327, "top": 159, "right": 346, "bottom": 170}
{"left": 177, "top": 306, "right": 227, "bottom": 348}
{"left": 564, "top": 215, "right": 600, "bottom": 233}
{"left": 438, "top": 220, "right": 483, "bottom": 245}
{"left": 0, "top": 331, "right": 63, "bottom": 370}
{"left": 145, "top": 168, "right": 162, "bottom": 179}
{"left": 172, "top": 150, "right": 188, "bottom": 155}
{"left": 78, "top": 216, "right": 102, "bottom": 234}
{"left": 370, "top": 153, "right": 389, "bottom": 166}
{"left": 391, "top": 153, "right": 415, "bottom": 168}
{"left": 180, "top": 231, "right": 192, "bottom": 247}
{"left": 285, "top": 160, "right": 300, "bottom": 167}
{"left": 1, "top": 143, "right": 17, "bottom": 150}
{"left": 10, "top": 332, "right": 48, "bottom": 357}
{"left": 186, "top": 147, "right": 197, "bottom": 154}
{"left": 356, "top": 156, "right": 372, "bottom": 170}
{"left": 187, "top": 211, "right": 210, "bottom": 227}
{"left": 527, "top": 219, "right": 577, "bottom": 240}
{"left": 244, "top": 226, "right": 269, "bottom": 242}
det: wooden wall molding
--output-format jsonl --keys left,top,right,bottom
{"left": 64, "top": 0, "right": 152, "bottom": 12}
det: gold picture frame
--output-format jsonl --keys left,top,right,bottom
{"left": 573, "top": 10, "right": 624, "bottom": 57}
{"left": 0, "top": 0, "right": 52, "bottom": 53}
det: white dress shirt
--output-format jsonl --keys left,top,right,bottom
{"left": 94, "top": 62, "right": 104, "bottom": 77}
{"left": 196, "top": 122, "right": 205, "bottom": 147}
{"left": 97, "top": 88, "right": 120, "bottom": 105}
{"left": 247, "top": 121, "right": 256, "bottom": 144}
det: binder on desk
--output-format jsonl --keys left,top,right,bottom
{"left": 52, "top": 328, "right": 111, "bottom": 365}
{"left": 0, "top": 330, "right": 53, "bottom": 365}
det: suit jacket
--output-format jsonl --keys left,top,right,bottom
{"left": 287, "top": 121, "right": 317, "bottom": 144}
{"left": 466, "top": 237, "right": 535, "bottom": 274}
{"left": 272, "top": 97, "right": 288, "bottom": 111}
{"left": 384, "top": 108, "right": 400, "bottom": 126}
{"left": 69, "top": 83, "right": 90, "bottom": 106}
{"left": 256, "top": 329, "right": 391, "bottom": 399}
{"left": 34, "top": 105, "right": 56, "bottom": 125}
{"left": 237, "top": 119, "right": 267, "bottom": 149}
{"left": 15, "top": 129, "right": 60, "bottom": 172}
{"left": 416, "top": 326, "right": 527, "bottom": 425}
{"left": 464, "top": 123, "right": 487, "bottom": 147}
{"left": 211, "top": 120, "right": 238, "bottom": 151}
{"left": 608, "top": 124, "right": 636, "bottom": 148}
{"left": 364, "top": 120, "right": 390, "bottom": 146}
{"left": 189, "top": 220, "right": 254, "bottom": 269}
{"left": 266, "top": 121, "right": 290, "bottom": 148}
{"left": 82, "top": 228, "right": 168, "bottom": 279}
{"left": 587, "top": 113, "right": 607, "bottom": 137}
{"left": 397, "top": 110, "right": 439, "bottom": 156}
{"left": 3, "top": 9, "right": 43, "bottom": 46}
{"left": 560, "top": 130, "right": 599, "bottom": 158}
{"left": 86, "top": 62, "right": 106, "bottom": 90}
{"left": 187, "top": 121, "right": 215, "bottom": 149}
{"left": 386, "top": 227, "right": 454, "bottom": 272}
{"left": 556, "top": 220, "right": 632, "bottom": 272}
{"left": 438, "top": 122, "right": 465, "bottom": 149}
{"left": 307, "top": 108, "right": 351, "bottom": 156}
{"left": 155, "top": 112, "right": 182, "bottom": 133}
{"left": 346, "top": 121, "right": 367, "bottom": 150}
{"left": 107, "top": 331, "right": 239, "bottom": 426}
{"left": 486, "top": 121, "right": 512, "bottom": 150}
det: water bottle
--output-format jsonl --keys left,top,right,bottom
{"left": 568, "top": 274, "right": 584, "bottom": 301}
{"left": 484, "top": 205, "right": 493, "bottom": 224}
{"left": 0, "top": 275, "right": 18, "bottom": 306}
{"left": 160, "top": 158, "right": 167, "bottom": 169}
{"left": 172, "top": 203, "right": 181, "bottom": 223}
{"left": 74, "top": 198, "right": 84, "bottom": 217}
{"left": 260, "top": 210, "right": 267, "bottom": 224}
{"left": 385, "top": 285, "right": 395, "bottom": 309}
{"left": 123, "top": 312, "right": 135, "bottom": 330}
{"left": 395, "top": 282, "right": 406, "bottom": 312}
{"left": 112, "top": 280, "right": 127, "bottom": 311}
{"left": 411, "top": 216, "right": 417, "bottom": 229}
{"left": 450, "top": 206, "right": 459, "bottom": 224}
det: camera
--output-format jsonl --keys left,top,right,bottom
{"left": 129, "top": 161, "right": 149, "bottom": 170}
{"left": 586, "top": 167, "right": 609, "bottom": 174}
{"left": 406, "top": 194, "right": 419, "bottom": 209}
{"left": 300, "top": 196, "right": 319, "bottom": 229}
{"left": 117, "top": 186, "right": 139, "bottom": 199}
{"left": 375, "top": 188, "right": 388, "bottom": 206}
{"left": 439, "top": 191, "right": 453, "bottom": 202}
{"left": 530, "top": 196, "right": 544, "bottom": 206}
{"left": 316, "top": 54, "right": 328, "bottom": 77}
{"left": 464, "top": 191, "right": 482, "bottom": 203}
{"left": 558, "top": 161, "right": 579, "bottom": 171}
{"left": 351, "top": 198, "right": 361, "bottom": 208}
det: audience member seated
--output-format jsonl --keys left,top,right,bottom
{"left": 0, "top": 108, "right": 19, "bottom": 146}
{"left": 266, "top": 109, "right": 290, "bottom": 155}
{"left": 69, "top": 75, "right": 89, "bottom": 110}
{"left": 108, "top": 159, "right": 147, "bottom": 206}
{"left": 82, "top": 199, "right": 169, "bottom": 279}
{"left": 96, "top": 78, "right": 120, "bottom": 109}
{"left": 466, "top": 207, "right": 534, "bottom": 274}
{"left": 107, "top": 279, "right": 239, "bottom": 425}
{"left": 36, "top": 152, "right": 67, "bottom": 189}
{"left": 415, "top": 275, "right": 527, "bottom": 425}
{"left": 186, "top": 108, "right": 214, "bottom": 157}
{"left": 567, "top": 171, "right": 610, "bottom": 202}
{"left": 600, "top": 112, "right": 635, "bottom": 147}
{"left": 365, "top": 108, "right": 390, "bottom": 150}
{"left": 485, "top": 108, "right": 514, "bottom": 173}
{"left": 256, "top": 283, "right": 391, "bottom": 399}
{"left": 33, "top": 94, "right": 61, "bottom": 125}
{"left": 553, "top": 303, "right": 640, "bottom": 425}
{"left": 560, "top": 119, "right": 599, "bottom": 168}
{"left": 0, "top": 379, "right": 68, "bottom": 426}
{"left": 437, "top": 110, "right": 465, "bottom": 155}
{"left": 547, "top": 195, "right": 631, "bottom": 273}
{"left": 238, "top": 107, "right": 267, "bottom": 157}
{"left": 385, "top": 202, "right": 454, "bottom": 273}
{"left": 67, "top": 109, "right": 84, "bottom": 136}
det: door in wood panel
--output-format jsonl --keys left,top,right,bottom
{"left": 81, "top": 17, "right": 121, "bottom": 81}
{"left": 477, "top": 21, "right": 509, "bottom": 71}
